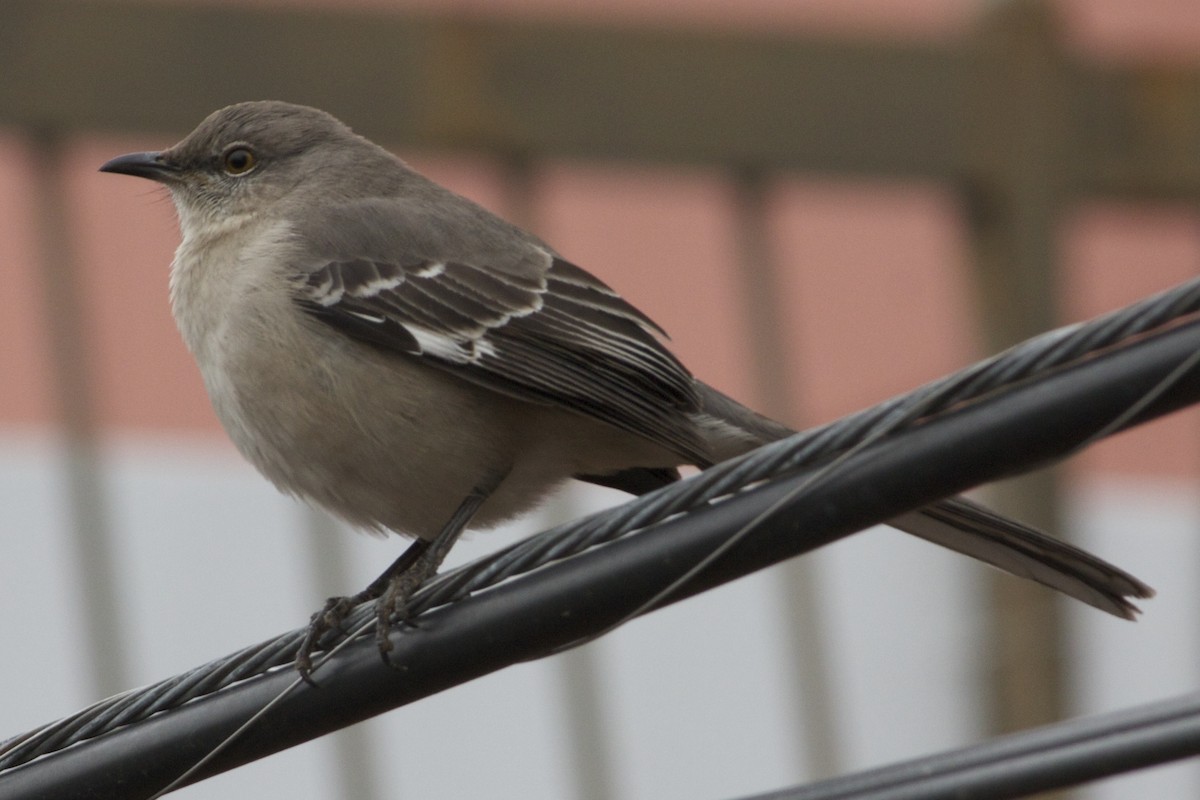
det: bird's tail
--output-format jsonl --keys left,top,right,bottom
{"left": 691, "top": 381, "right": 1153, "bottom": 618}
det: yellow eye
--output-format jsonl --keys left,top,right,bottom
{"left": 222, "top": 147, "right": 256, "bottom": 175}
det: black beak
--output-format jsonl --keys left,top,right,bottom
{"left": 99, "top": 151, "right": 180, "bottom": 182}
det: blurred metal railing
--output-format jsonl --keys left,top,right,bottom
{"left": 5, "top": 0, "right": 1200, "bottom": 796}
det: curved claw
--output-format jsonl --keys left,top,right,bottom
{"left": 295, "top": 595, "right": 358, "bottom": 686}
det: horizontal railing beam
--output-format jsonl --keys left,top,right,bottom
{"left": 3, "top": 1, "right": 1199, "bottom": 195}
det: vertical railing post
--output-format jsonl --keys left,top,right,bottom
{"left": 502, "top": 154, "right": 621, "bottom": 800}
{"left": 301, "top": 507, "right": 385, "bottom": 800}
{"left": 731, "top": 168, "right": 841, "bottom": 778}
{"left": 30, "top": 130, "right": 129, "bottom": 699}
{"left": 965, "top": 0, "right": 1071, "bottom": 751}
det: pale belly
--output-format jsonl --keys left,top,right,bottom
{"left": 202, "top": 313, "right": 679, "bottom": 539}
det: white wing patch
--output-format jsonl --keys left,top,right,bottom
{"left": 412, "top": 261, "right": 446, "bottom": 279}
{"left": 345, "top": 310, "right": 387, "bottom": 324}
{"left": 348, "top": 273, "right": 406, "bottom": 298}
{"left": 406, "top": 325, "right": 493, "bottom": 363}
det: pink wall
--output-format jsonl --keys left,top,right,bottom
{"left": 4, "top": 0, "right": 1200, "bottom": 480}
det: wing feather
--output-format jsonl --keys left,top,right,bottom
{"left": 294, "top": 245, "right": 708, "bottom": 464}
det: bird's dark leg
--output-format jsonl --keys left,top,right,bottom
{"left": 295, "top": 474, "right": 504, "bottom": 683}
{"left": 372, "top": 481, "right": 497, "bottom": 666}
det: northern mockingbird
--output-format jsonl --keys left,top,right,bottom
{"left": 100, "top": 101, "right": 1150, "bottom": 676}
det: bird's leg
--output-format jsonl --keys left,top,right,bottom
{"left": 295, "top": 473, "right": 504, "bottom": 683}
{"left": 373, "top": 481, "right": 498, "bottom": 666}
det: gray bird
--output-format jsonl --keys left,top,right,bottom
{"left": 100, "top": 101, "right": 1150, "bottom": 676}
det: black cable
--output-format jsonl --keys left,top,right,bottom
{"left": 4, "top": 276, "right": 1200, "bottom": 774}
{"left": 743, "top": 693, "right": 1200, "bottom": 800}
{"left": 1, "top": 298, "right": 1200, "bottom": 797}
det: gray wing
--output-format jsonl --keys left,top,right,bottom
{"left": 293, "top": 238, "right": 709, "bottom": 466}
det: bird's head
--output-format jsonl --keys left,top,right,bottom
{"left": 100, "top": 100, "right": 396, "bottom": 235}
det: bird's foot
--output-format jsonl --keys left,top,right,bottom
{"left": 294, "top": 538, "right": 444, "bottom": 683}
{"left": 373, "top": 564, "right": 436, "bottom": 667}
{"left": 296, "top": 589, "right": 376, "bottom": 686}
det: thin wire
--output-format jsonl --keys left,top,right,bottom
{"left": 144, "top": 615, "right": 376, "bottom": 799}
{"left": 1070, "top": 344, "right": 1200, "bottom": 456}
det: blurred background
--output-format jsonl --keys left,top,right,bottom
{"left": 3, "top": 0, "right": 1200, "bottom": 797}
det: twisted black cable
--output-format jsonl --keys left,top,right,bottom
{"left": 4, "top": 274, "right": 1200, "bottom": 772}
